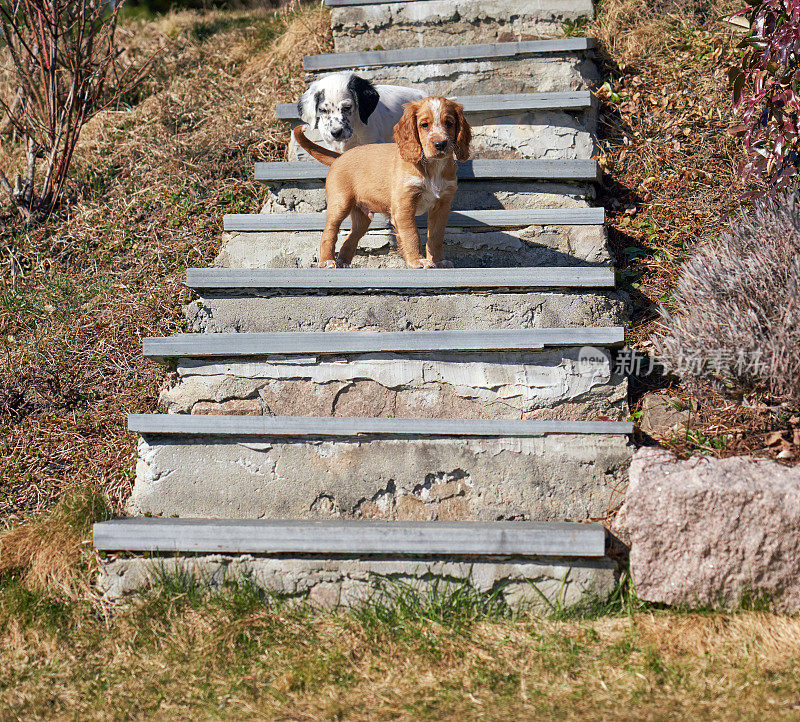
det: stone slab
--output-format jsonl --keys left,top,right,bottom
{"left": 160, "top": 350, "right": 629, "bottom": 420}
{"left": 126, "top": 431, "right": 633, "bottom": 520}
{"left": 617, "top": 448, "right": 800, "bottom": 612}
{"left": 94, "top": 518, "right": 606, "bottom": 555}
{"left": 216, "top": 225, "right": 613, "bottom": 269}
{"left": 185, "top": 267, "right": 615, "bottom": 290}
{"left": 304, "top": 38, "right": 595, "bottom": 71}
{"left": 223, "top": 209, "right": 605, "bottom": 232}
{"left": 97, "top": 554, "right": 617, "bottom": 611}
{"left": 128, "top": 414, "right": 632, "bottom": 436}
{"left": 331, "top": 0, "right": 594, "bottom": 51}
{"left": 143, "top": 327, "right": 624, "bottom": 360}
{"left": 275, "top": 91, "right": 595, "bottom": 118}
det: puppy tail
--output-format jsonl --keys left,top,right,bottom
{"left": 293, "top": 125, "right": 340, "bottom": 167}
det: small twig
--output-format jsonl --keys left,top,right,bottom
{"left": 0, "top": 87, "right": 25, "bottom": 136}
{"left": 24, "top": 135, "right": 36, "bottom": 208}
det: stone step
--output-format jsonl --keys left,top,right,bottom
{"left": 125, "top": 415, "right": 633, "bottom": 522}
{"left": 143, "top": 327, "right": 624, "bottom": 359}
{"left": 304, "top": 39, "right": 599, "bottom": 96}
{"left": 183, "top": 268, "right": 626, "bottom": 341}
{"left": 186, "top": 266, "right": 613, "bottom": 290}
{"left": 327, "top": 0, "right": 594, "bottom": 52}
{"left": 221, "top": 210, "right": 610, "bottom": 269}
{"left": 94, "top": 518, "right": 605, "bottom": 555}
{"left": 217, "top": 224, "right": 610, "bottom": 269}
{"left": 280, "top": 94, "right": 598, "bottom": 161}
{"left": 259, "top": 160, "right": 598, "bottom": 213}
{"left": 95, "top": 520, "right": 616, "bottom": 609}
{"left": 224, "top": 208, "right": 604, "bottom": 232}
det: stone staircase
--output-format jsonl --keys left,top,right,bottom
{"left": 94, "top": 0, "right": 633, "bottom": 610}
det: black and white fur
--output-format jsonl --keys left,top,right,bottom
{"left": 297, "top": 72, "right": 425, "bottom": 153}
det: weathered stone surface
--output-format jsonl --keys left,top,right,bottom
{"left": 638, "top": 394, "right": 690, "bottom": 438}
{"left": 191, "top": 399, "right": 262, "bottom": 415}
{"left": 331, "top": 0, "right": 593, "bottom": 52}
{"left": 288, "top": 109, "right": 597, "bottom": 162}
{"left": 186, "top": 289, "right": 628, "bottom": 334}
{"left": 160, "top": 351, "right": 628, "bottom": 421}
{"left": 126, "top": 433, "right": 633, "bottom": 521}
{"left": 617, "top": 448, "right": 800, "bottom": 612}
{"left": 97, "top": 553, "right": 616, "bottom": 611}
{"left": 261, "top": 180, "right": 594, "bottom": 214}
{"left": 216, "top": 225, "right": 612, "bottom": 269}
{"left": 310, "top": 55, "right": 600, "bottom": 96}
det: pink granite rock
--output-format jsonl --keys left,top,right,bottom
{"left": 191, "top": 399, "right": 262, "bottom": 415}
{"left": 617, "top": 447, "right": 800, "bottom": 611}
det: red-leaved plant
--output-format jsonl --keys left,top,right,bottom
{"left": 729, "top": 0, "right": 800, "bottom": 189}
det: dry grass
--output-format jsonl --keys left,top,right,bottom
{"left": 1, "top": 577, "right": 800, "bottom": 719}
{"left": 0, "top": 488, "right": 107, "bottom": 599}
{"left": 0, "top": 5, "right": 333, "bottom": 526}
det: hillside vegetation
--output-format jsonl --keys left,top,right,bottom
{"left": 0, "top": 5, "right": 332, "bottom": 526}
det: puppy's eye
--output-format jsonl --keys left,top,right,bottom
{"left": 341, "top": 104, "right": 352, "bottom": 112}
{"left": 420, "top": 122, "right": 429, "bottom": 129}
{"left": 445, "top": 119, "right": 454, "bottom": 128}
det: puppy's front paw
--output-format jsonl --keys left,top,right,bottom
{"left": 407, "top": 258, "right": 436, "bottom": 269}
{"left": 335, "top": 258, "right": 352, "bottom": 269}
{"left": 436, "top": 259, "right": 454, "bottom": 269}
{"left": 319, "top": 259, "right": 338, "bottom": 269}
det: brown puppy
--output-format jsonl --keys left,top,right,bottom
{"left": 293, "top": 96, "right": 471, "bottom": 268}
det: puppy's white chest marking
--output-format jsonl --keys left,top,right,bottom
{"left": 408, "top": 173, "right": 457, "bottom": 215}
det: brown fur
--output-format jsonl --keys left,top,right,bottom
{"left": 295, "top": 97, "right": 471, "bottom": 269}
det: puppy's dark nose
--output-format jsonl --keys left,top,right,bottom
{"left": 331, "top": 129, "right": 344, "bottom": 139}
{"left": 433, "top": 140, "right": 448, "bottom": 151}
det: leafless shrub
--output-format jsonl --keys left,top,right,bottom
{"left": 0, "top": 0, "right": 157, "bottom": 220}
{"left": 653, "top": 192, "right": 800, "bottom": 404}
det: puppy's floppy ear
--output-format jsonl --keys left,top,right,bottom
{"left": 297, "top": 84, "right": 322, "bottom": 126}
{"left": 347, "top": 75, "right": 380, "bottom": 124}
{"left": 394, "top": 101, "right": 423, "bottom": 164}
{"left": 452, "top": 101, "right": 472, "bottom": 161}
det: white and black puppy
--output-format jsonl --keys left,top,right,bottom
{"left": 297, "top": 71, "right": 425, "bottom": 153}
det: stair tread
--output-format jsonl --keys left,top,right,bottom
{"left": 327, "top": 0, "right": 484, "bottom": 5}
{"left": 255, "top": 158, "right": 599, "bottom": 182}
{"left": 276, "top": 92, "right": 594, "bottom": 120}
{"left": 94, "top": 518, "right": 606, "bottom": 556}
{"left": 128, "top": 414, "right": 632, "bottom": 436}
{"left": 143, "top": 327, "right": 624, "bottom": 358}
{"left": 186, "top": 267, "right": 614, "bottom": 290}
{"left": 305, "top": 37, "right": 595, "bottom": 71}
{"left": 223, "top": 208, "right": 605, "bottom": 232}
